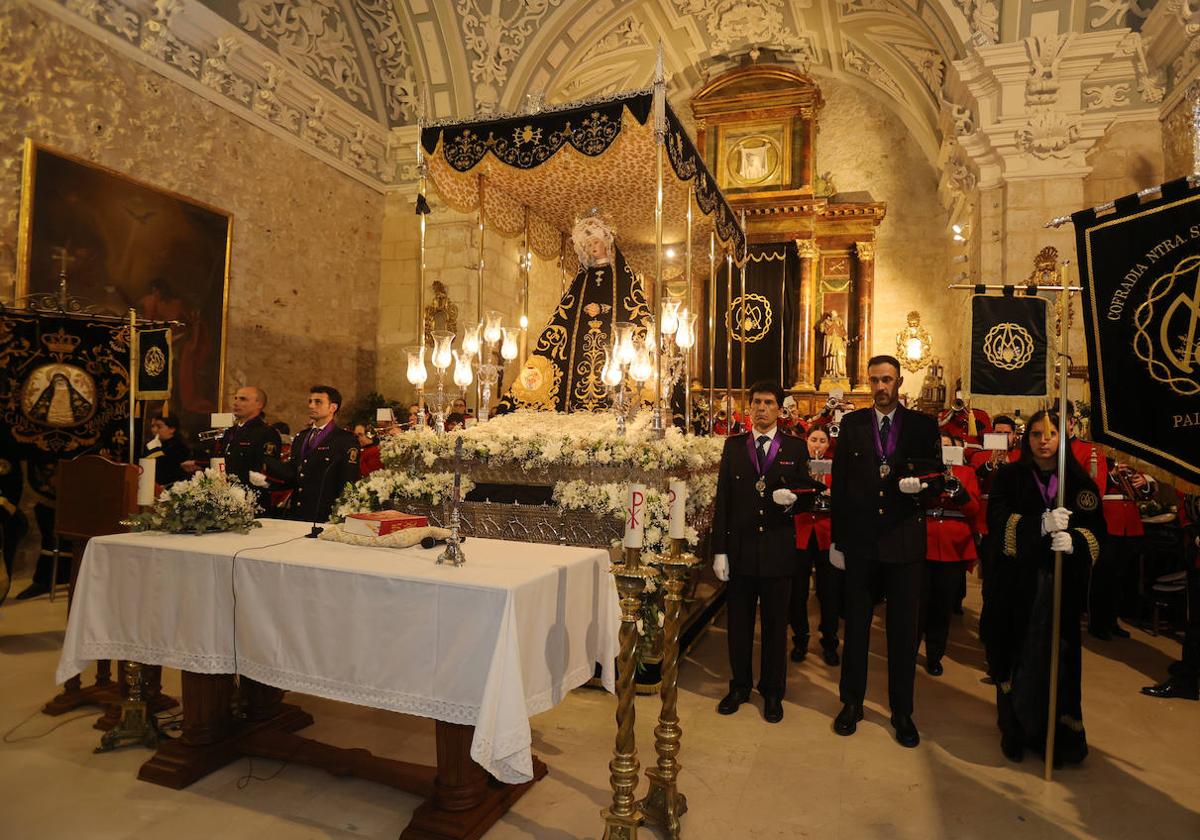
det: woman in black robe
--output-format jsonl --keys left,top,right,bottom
{"left": 986, "top": 409, "right": 1103, "bottom": 766}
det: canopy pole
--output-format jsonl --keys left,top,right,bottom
{"left": 129, "top": 308, "right": 137, "bottom": 464}
{"left": 708, "top": 231, "right": 716, "bottom": 435}
{"left": 476, "top": 174, "right": 486, "bottom": 415}
{"left": 738, "top": 209, "right": 747, "bottom": 415}
{"left": 559, "top": 232, "right": 568, "bottom": 296}
{"left": 684, "top": 188, "right": 693, "bottom": 432}
{"left": 521, "top": 205, "right": 530, "bottom": 366}
{"left": 725, "top": 252, "right": 733, "bottom": 429}
{"left": 417, "top": 133, "right": 428, "bottom": 419}
{"left": 1045, "top": 260, "right": 1075, "bottom": 783}
{"left": 652, "top": 41, "right": 667, "bottom": 437}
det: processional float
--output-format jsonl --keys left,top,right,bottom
{"left": 414, "top": 46, "right": 746, "bottom": 839}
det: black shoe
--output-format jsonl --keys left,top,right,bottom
{"left": 717, "top": 689, "right": 751, "bottom": 715}
{"left": 833, "top": 703, "right": 863, "bottom": 736}
{"left": 1001, "top": 732, "right": 1025, "bottom": 763}
{"left": 891, "top": 715, "right": 920, "bottom": 748}
{"left": 763, "top": 697, "right": 783, "bottom": 723}
{"left": 14, "top": 582, "right": 50, "bottom": 601}
{"left": 1110, "top": 625, "right": 1131, "bottom": 639}
{"left": 1089, "top": 628, "right": 1113, "bottom": 641}
{"left": 1141, "top": 678, "right": 1199, "bottom": 701}
{"left": 790, "top": 646, "right": 808, "bottom": 663}
{"left": 926, "top": 658, "right": 944, "bottom": 677}
{"left": 822, "top": 647, "right": 840, "bottom": 667}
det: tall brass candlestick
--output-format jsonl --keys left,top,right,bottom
{"left": 640, "top": 535, "right": 699, "bottom": 839}
{"left": 602, "top": 546, "right": 658, "bottom": 840}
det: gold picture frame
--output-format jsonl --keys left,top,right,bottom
{"left": 15, "top": 139, "right": 232, "bottom": 424}
{"left": 716, "top": 119, "right": 792, "bottom": 191}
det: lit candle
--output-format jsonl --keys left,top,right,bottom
{"left": 623, "top": 483, "right": 646, "bottom": 549}
{"left": 668, "top": 479, "right": 687, "bottom": 539}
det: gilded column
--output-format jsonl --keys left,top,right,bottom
{"left": 852, "top": 240, "right": 875, "bottom": 391}
{"left": 793, "top": 238, "right": 818, "bottom": 391}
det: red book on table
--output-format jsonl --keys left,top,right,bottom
{"left": 343, "top": 511, "right": 429, "bottom": 537}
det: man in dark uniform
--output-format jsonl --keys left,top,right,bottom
{"left": 262, "top": 385, "right": 359, "bottom": 524}
{"left": 830, "top": 355, "right": 941, "bottom": 748}
{"left": 711, "top": 380, "right": 819, "bottom": 724}
{"left": 184, "top": 385, "right": 281, "bottom": 513}
{"left": 13, "top": 454, "right": 72, "bottom": 600}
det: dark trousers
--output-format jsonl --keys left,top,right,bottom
{"left": 1181, "top": 565, "right": 1200, "bottom": 678}
{"left": 1089, "top": 535, "right": 1141, "bottom": 631}
{"left": 920, "top": 561, "right": 968, "bottom": 662}
{"left": 840, "top": 554, "right": 923, "bottom": 716}
{"left": 790, "top": 539, "right": 843, "bottom": 651}
{"left": 727, "top": 574, "right": 791, "bottom": 700}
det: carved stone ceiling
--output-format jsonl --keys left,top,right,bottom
{"left": 39, "top": 0, "right": 1180, "bottom": 190}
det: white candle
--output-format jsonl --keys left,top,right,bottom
{"left": 138, "top": 458, "right": 157, "bottom": 505}
{"left": 668, "top": 479, "right": 687, "bottom": 539}
{"left": 623, "top": 483, "right": 646, "bottom": 549}
{"left": 211, "top": 412, "right": 235, "bottom": 428}
{"left": 210, "top": 457, "right": 226, "bottom": 474}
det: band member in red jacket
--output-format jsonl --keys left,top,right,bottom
{"left": 791, "top": 426, "right": 843, "bottom": 666}
{"left": 919, "top": 437, "right": 982, "bottom": 676}
{"left": 1089, "top": 456, "right": 1152, "bottom": 640}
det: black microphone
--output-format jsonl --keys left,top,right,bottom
{"left": 420, "top": 534, "right": 468, "bottom": 550}
{"left": 303, "top": 435, "right": 340, "bottom": 539}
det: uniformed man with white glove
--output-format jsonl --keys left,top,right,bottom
{"left": 711, "top": 381, "right": 820, "bottom": 724}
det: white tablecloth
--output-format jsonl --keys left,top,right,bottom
{"left": 56, "top": 520, "right": 620, "bottom": 784}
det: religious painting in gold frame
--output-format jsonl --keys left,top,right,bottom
{"left": 716, "top": 120, "right": 792, "bottom": 191}
{"left": 14, "top": 139, "right": 232, "bottom": 434}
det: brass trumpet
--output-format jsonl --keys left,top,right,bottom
{"left": 828, "top": 422, "right": 840, "bottom": 438}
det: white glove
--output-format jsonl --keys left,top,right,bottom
{"left": 1050, "top": 531, "right": 1074, "bottom": 553}
{"left": 146, "top": 436, "right": 161, "bottom": 451}
{"left": 1041, "top": 507, "right": 1071, "bottom": 535}
{"left": 898, "top": 477, "right": 927, "bottom": 494}
{"left": 828, "top": 542, "right": 846, "bottom": 570}
{"left": 772, "top": 488, "right": 797, "bottom": 508}
{"left": 247, "top": 470, "right": 269, "bottom": 489}
{"left": 713, "top": 553, "right": 730, "bottom": 582}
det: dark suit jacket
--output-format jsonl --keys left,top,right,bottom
{"left": 268, "top": 425, "right": 360, "bottom": 523}
{"left": 830, "top": 405, "right": 941, "bottom": 562}
{"left": 712, "top": 431, "right": 818, "bottom": 578}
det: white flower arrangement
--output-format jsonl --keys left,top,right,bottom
{"left": 380, "top": 409, "right": 723, "bottom": 475}
{"left": 551, "top": 477, "right": 712, "bottom": 554}
{"left": 127, "top": 468, "right": 261, "bottom": 535}
{"left": 332, "top": 470, "right": 475, "bottom": 521}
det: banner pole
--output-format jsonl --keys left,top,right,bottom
{"left": 708, "top": 232, "right": 716, "bottom": 435}
{"left": 725, "top": 251, "right": 733, "bottom": 429}
{"left": 1045, "top": 261, "right": 1073, "bottom": 782}
{"left": 738, "top": 210, "right": 747, "bottom": 414}
{"left": 128, "top": 308, "right": 137, "bottom": 464}
{"left": 684, "top": 188, "right": 693, "bottom": 433}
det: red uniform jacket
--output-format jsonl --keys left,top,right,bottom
{"left": 794, "top": 472, "right": 832, "bottom": 550}
{"left": 359, "top": 443, "right": 382, "bottom": 478}
{"left": 970, "top": 447, "right": 1018, "bottom": 536}
{"left": 1101, "top": 462, "right": 1147, "bottom": 537}
{"left": 938, "top": 407, "right": 992, "bottom": 445}
{"left": 925, "top": 464, "right": 981, "bottom": 564}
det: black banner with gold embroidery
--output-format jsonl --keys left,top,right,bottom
{"left": 712, "top": 243, "right": 792, "bottom": 389}
{"left": 498, "top": 247, "right": 649, "bottom": 414}
{"left": 136, "top": 326, "right": 172, "bottom": 399}
{"left": 0, "top": 309, "right": 130, "bottom": 458}
{"left": 968, "top": 294, "right": 1048, "bottom": 396}
{"left": 1073, "top": 176, "right": 1200, "bottom": 483}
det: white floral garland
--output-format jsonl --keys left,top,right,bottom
{"left": 380, "top": 408, "right": 723, "bottom": 473}
{"left": 332, "top": 470, "right": 474, "bottom": 521}
{"left": 128, "top": 468, "right": 260, "bottom": 535}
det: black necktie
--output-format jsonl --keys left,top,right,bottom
{"left": 756, "top": 434, "right": 769, "bottom": 465}
{"left": 880, "top": 416, "right": 891, "bottom": 448}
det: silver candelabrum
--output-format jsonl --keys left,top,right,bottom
{"left": 437, "top": 435, "right": 466, "bottom": 566}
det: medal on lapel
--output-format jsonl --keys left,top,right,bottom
{"left": 746, "top": 434, "right": 781, "bottom": 498}
{"left": 879, "top": 462, "right": 891, "bottom": 479}
{"left": 755, "top": 477, "right": 766, "bottom": 495}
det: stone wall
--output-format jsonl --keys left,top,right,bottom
{"left": 0, "top": 1, "right": 383, "bottom": 432}
{"left": 1162, "top": 95, "right": 1197, "bottom": 181}
{"left": 813, "top": 76, "right": 956, "bottom": 399}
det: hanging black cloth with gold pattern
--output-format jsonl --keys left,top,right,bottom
{"left": 497, "top": 246, "right": 648, "bottom": 413}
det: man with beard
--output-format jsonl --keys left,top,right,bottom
{"left": 830, "top": 355, "right": 941, "bottom": 747}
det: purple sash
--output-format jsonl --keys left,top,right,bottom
{"left": 1033, "top": 469, "right": 1059, "bottom": 507}
{"left": 302, "top": 424, "right": 334, "bottom": 458}
{"left": 746, "top": 432, "right": 783, "bottom": 479}
{"left": 872, "top": 409, "right": 902, "bottom": 464}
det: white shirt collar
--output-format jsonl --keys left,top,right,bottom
{"left": 311, "top": 420, "right": 332, "bottom": 433}
{"left": 752, "top": 425, "right": 778, "bottom": 442}
{"left": 874, "top": 406, "right": 898, "bottom": 427}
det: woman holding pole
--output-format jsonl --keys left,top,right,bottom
{"left": 985, "top": 409, "right": 1103, "bottom": 766}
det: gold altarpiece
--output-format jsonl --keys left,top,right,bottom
{"left": 691, "top": 66, "right": 885, "bottom": 415}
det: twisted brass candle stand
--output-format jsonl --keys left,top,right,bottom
{"left": 601, "top": 545, "right": 659, "bottom": 840}
{"left": 95, "top": 662, "right": 158, "bottom": 752}
{"left": 638, "top": 536, "right": 700, "bottom": 839}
